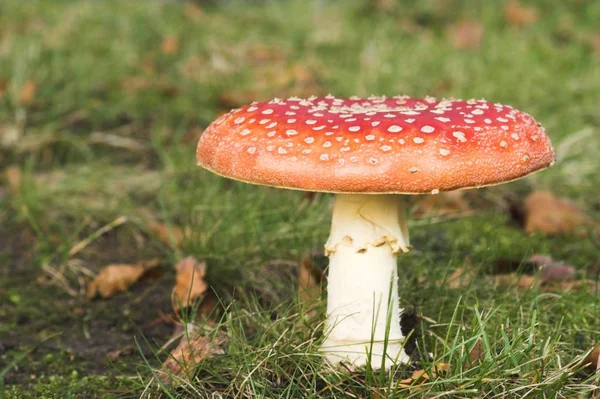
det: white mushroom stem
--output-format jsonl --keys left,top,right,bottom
{"left": 321, "top": 194, "right": 411, "bottom": 368}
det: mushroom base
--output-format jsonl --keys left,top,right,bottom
{"left": 321, "top": 194, "right": 411, "bottom": 369}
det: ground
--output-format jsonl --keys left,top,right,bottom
{"left": 0, "top": 0, "right": 599, "bottom": 397}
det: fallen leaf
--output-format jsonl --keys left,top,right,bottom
{"left": 528, "top": 255, "right": 576, "bottom": 284}
{"left": 171, "top": 257, "right": 209, "bottom": 312}
{"left": 413, "top": 191, "right": 471, "bottom": 218}
{"left": 18, "top": 80, "right": 37, "bottom": 105}
{"left": 439, "top": 259, "right": 476, "bottom": 289}
{"left": 444, "top": 266, "right": 476, "bottom": 289}
{"left": 160, "top": 326, "right": 226, "bottom": 384}
{"left": 504, "top": 1, "right": 539, "bottom": 27}
{"left": 583, "top": 345, "right": 600, "bottom": 372}
{"left": 184, "top": 3, "right": 205, "bottom": 22}
{"left": 493, "top": 273, "right": 536, "bottom": 290}
{"left": 107, "top": 345, "right": 134, "bottom": 361}
{"left": 86, "top": 259, "right": 158, "bottom": 299}
{"left": 247, "top": 45, "right": 286, "bottom": 65}
{"left": 398, "top": 363, "right": 449, "bottom": 388}
{"left": 147, "top": 221, "right": 187, "bottom": 248}
{"left": 449, "top": 20, "right": 484, "bottom": 50}
{"left": 298, "top": 249, "right": 326, "bottom": 304}
{"left": 4, "top": 165, "right": 22, "bottom": 195}
{"left": 466, "top": 339, "right": 484, "bottom": 369}
{"left": 161, "top": 35, "right": 179, "bottom": 55}
{"left": 590, "top": 33, "right": 600, "bottom": 55}
{"left": 523, "top": 191, "right": 588, "bottom": 235}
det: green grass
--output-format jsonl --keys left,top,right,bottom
{"left": 0, "top": 0, "right": 599, "bottom": 397}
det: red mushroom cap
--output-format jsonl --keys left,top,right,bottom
{"left": 197, "top": 96, "right": 554, "bottom": 194}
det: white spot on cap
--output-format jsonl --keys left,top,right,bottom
{"left": 266, "top": 122, "right": 277, "bottom": 129}
{"left": 267, "top": 131, "right": 276, "bottom": 137}
{"left": 522, "top": 155, "right": 530, "bottom": 162}
{"left": 387, "top": 125, "right": 402, "bottom": 133}
{"left": 472, "top": 109, "right": 483, "bottom": 115}
{"left": 262, "top": 109, "right": 274, "bottom": 115}
{"left": 431, "top": 189, "right": 440, "bottom": 195}
{"left": 323, "top": 141, "right": 332, "bottom": 148}
{"left": 240, "top": 129, "right": 251, "bottom": 136}
{"left": 285, "top": 111, "right": 296, "bottom": 116}
{"left": 497, "top": 117, "right": 508, "bottom": 122}
{"left": 302, "top": 149, "right": 312, "bottom": 154}
{"left": 409, "top": 167, "right": 419, "bottom": 173}
{"left": 434, "top": 117, "right": 451, "bottom": 123}
{"left": 501, "top": 125, "right": 509, "bottom": 131}
{"left": 368, "top": 157, "right": 378, "bottom": 164}
{"left": 439, "top": 148, "right": 450, "bottom": 156}
{"left": 287, "top": 118, "right": 296, "bottom": 123}
{"left": 278, "top": 147, "right": 287, "bottom": 154}
{"left": 350, "top": 156, "right": 358, "bottom": 162}
{"left": 320, "top": 154, "right": 329, "bottom": 161}
{"left": 500, "top": 140, "right": 508, "bottom": 148}
{"left": 366, "top": 135, "right": 376, "bottom": 141}
{"left": 286, "top": 129, "right": 298, "bottom": 136}
{"left": 381, "top": 145, "right": 392, "bottom": 152}
{"left": 405, "top": 119, "right": 415, "bottom": 123}
{"left": 484, "top": 118, "right": 492, "bottom": 124}
{"left": 234, "top": 117, "right": 246, "bottom": 124}
{"left": 304, "top": 137, "right": 315, "bottom": 144}
{"left": 511, "top": 133, "right": 520, "bottom": 140}
{"left": 313, "top": 125, "right": 326, "bottom": 131}
{"left": 247, "top": 147, "right": 256, "bottom": 154}
{"left": 413, "top": 137, "right": 425, "bottom": 144}
{"left": 453, "top": 131, "right": 467, "bottom": 142}
{"left": 421, "top": 125, "right": 435, "bottom": 134}
{"left": 306, "top": 119, "right": 317, "bottom": 125}
{"left": 371, "top": 121, "right": 380, "bottom": 127}
{"left": 247, "top": 106, "right": 258, "bottom": 112}
{"left": 259, "top": 119, "right": 270, "bottom": 125}
{"left": 349, "top": 126, "right": 360, "bottom": 132}
{"left": 464, "top": 119, "right": 475, "bottom": 124}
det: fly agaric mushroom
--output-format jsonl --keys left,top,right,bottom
{"left": 196, "top": 95, "right": 554, "bottom": 368}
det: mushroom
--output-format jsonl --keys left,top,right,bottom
{"left": 196, "top": 95, "right": 554, "bottom": 369}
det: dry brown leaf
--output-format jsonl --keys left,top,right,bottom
{"left": 160, "top": 327, "right": 226, "bottom": 384}
{"left": 18, "top": 80, "right": 37, "bottom": 105}
{"left": 87, "top": 260, "right": 158, "bottom": 299}
{"left": 583, "top": 345, "right": 600, "bottom": 372}
{"left": 298, "top": 251, "right": 324, "bottom": 304}
{"left": 184, "top": 3, "right": 204, "bottom": 22}
{"left": 504, "top": 1, "right": 539, "bottom": 27}
{"left": 449, "top": 20, "right": 484, "bottom": 50}
{"left": 590, "top": 33, "right": 600, "bottom": 56}
{"left": 445, "top": 266, "right": 476, "bottom": 289}
{"left": 171, "top": 257, "right": 208, "bottom": 312}
{"left": 529, "top": 255, "right": 576, "bottom": 284}
{"left": 4, "top": 165, "right": 22, "bottom": 195}
{"left": 524, "top": 191, "right": 588, "bottom": 235}
{"left": 247, "top": 45, "right": 286, "bottom": 65}
{"left": 398, "top": 363, "right": 449, "bottom": 388}
{"left": 413, "top": 191, "right": 471, "bottom": 218}
{"left": 466, "top": 339, "right": 484, "bottom": 369}
{"left": 493, "top": 273, "right": 536, "bottom": 290}
{"left": 0, "top": 79, "right": 7, "bottom": 98}
{"left": 107, "top": 345, "right": 134, "bottom": 361}
{"left": 147, "top": 221, "right": 186, "bottom": 248}
{"left": 161, "top": 35, "right": 179, "bottom": 55}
